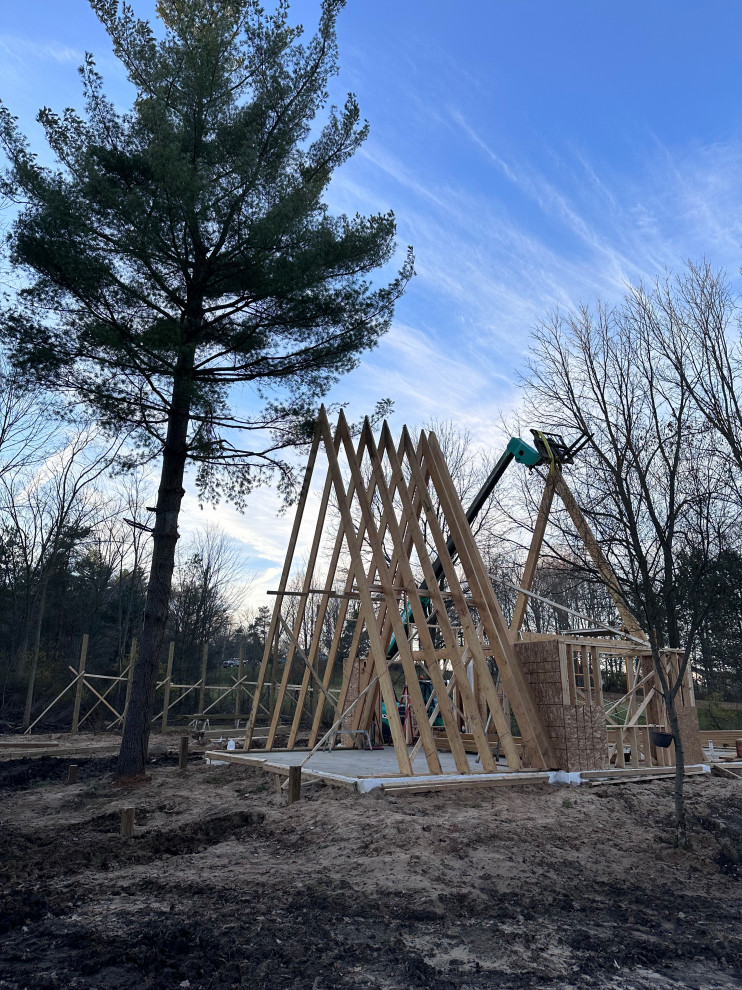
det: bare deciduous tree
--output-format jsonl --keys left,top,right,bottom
{"left": 526, "top": 290, "right": 732, "bottom": 845}
{"left": 1, "top": 428, "right": 121, "bottom": 725}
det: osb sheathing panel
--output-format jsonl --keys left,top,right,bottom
{"left": 676, "top": 706, "right": 704, "bottom": 765}
{"left": 515, "top": 639, "right": 608, "bottom": 772}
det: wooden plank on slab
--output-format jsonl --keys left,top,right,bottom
{"left": 0, "top": 739, "right": 61, "bottom": 749}
{"left": 711, "top": 764, "right": 742, "bottom": 780}
{"left": 381, "top": 772, "right": 551, "bottom": 794}
{"left": 207, "top": 751, "right": 359, "bottom": 790}
{"left": 581, "top": 765, "right": 706, "bottom": 780}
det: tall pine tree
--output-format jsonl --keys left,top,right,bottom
{"left": 0, "top": 0, "right": 412, "bottom": 777}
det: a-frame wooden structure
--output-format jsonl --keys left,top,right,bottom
{"left": 243, "top": 410, "right": 703, "bottom": 776}
{"left": 243, "top": 408, "right": 556, "bottom": 774}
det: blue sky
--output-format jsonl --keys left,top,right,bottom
{"left": 2, "top": 0, "right": 742, "bottom": 603}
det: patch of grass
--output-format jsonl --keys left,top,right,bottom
{"left": 697, "top": 693, "right": 742, "bottom": 731}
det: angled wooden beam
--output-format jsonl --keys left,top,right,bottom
{"left": 338, "top": 432, "right": 425, "bottom": 738}
{"left": 422, "top": 430, "right": 556, "bottom": 769}
{"left": 78, "top": 662, "right": 131, "bottom": 730}
{"left": 511, "top": 474, "right": 556, "bottom": 634}
{"left": 552, "top": 472, "right": 645, "bottom": 641}
{"left": 318, "top": 411, "right": 412, "bottom": 774}
{"left": 401, "top": 427, "right": 520, "bottom": 768}
{"left": 298, "top": 426, "right": 393, "bottom": 748}
{"left": 365, "top": 421, "right": 471, "bottom": 773}
{"left": 349, "top": 471, "right": 427, "bottom": 736}
{"left": 266, "top": 422, "right": 342, "bottom": 749}
{"left": 335, "top": 410, "right": 441, "bottom": 774}
{"left": 278, "top": 616, "right": 336, "bottom": 707}
{"left": 377, "top": 421, "right": 498, "bottom": 772}
{"left": 308, "top": 432, "right": 405, "bottom": 746}
{"left": 244, "top": 417, "right": 322, "bottom": 749}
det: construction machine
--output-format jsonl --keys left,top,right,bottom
{"left": 380, "top": 429, "right": 588, "bottom": 739}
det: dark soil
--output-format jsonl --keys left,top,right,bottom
{"left": 1, "top": 751, "right": 741, "bottom": 989}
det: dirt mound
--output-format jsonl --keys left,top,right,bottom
{"left": 0, "top": 755, "right": 741, "bottom": 989}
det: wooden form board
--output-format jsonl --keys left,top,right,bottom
{"left": 243, "top": 409, "right": 556, "bottom": 775}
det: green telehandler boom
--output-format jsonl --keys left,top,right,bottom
{"left": 386, "top": 429, "right": 588, "bottom": 660}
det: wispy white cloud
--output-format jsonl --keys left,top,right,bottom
{"left": 0, "top": 35, "right": 81, "bottom": 93}
{"left": 324, "top": 96, "right": 742, "bottom": 473}
{"left": 184, "top": 79, "right": 742, "bottom": 608}
{"left": 177, "top": 459, "right": 332, "bottom": 610}
{"left": 0, "top": 34, "right": 81, "bottom": 67}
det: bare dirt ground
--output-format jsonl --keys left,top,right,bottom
{"left": 1, "top": 735, "right": 742, "bottom": 990}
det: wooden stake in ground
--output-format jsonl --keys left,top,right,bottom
{"left": 70, "top": 634, "right": 89, "bottom": 735}
{"left": 67, "top": 764, "right": 78, "bottom": 784}
{"left": 179, "top": 734, "right": 189, "bottom": 770}
{"left": 287, "top": 765, "right": 301, "bottom": 805}
{"left": 120, "top": 808, "right": 135, "bottom": 838}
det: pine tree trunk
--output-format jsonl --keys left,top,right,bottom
{"left": 116, "top": 351, "right": 194, "bottom": 779}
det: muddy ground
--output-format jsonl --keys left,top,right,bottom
{"left": 1, "top": 738, "right": 741, "bottom": 990}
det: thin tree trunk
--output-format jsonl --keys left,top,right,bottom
{"left": 665, "top": 691, "right": 687, "bottom": 847}
{"left": 15, "top": 593, "right": 31, "bottom": 676}
{"left": 651, "top": 629, "right": 689, "bottom": 849}
{"left": 116, "top": 351, "right": 194, "bottom": 779}
{"left": 23, "top": 573, "right": 49, "bottom": 728}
